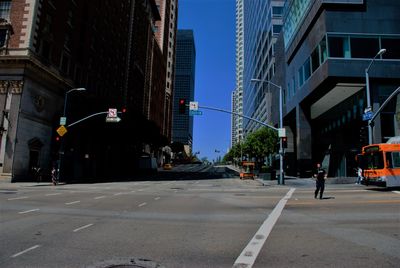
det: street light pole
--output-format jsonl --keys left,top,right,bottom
{"left": 365, "top": 48, "right": 386, "bottom": 145}
{"left": 251, "top": 78, "right": 284, "bottom": 185}
{"left": 57, "top": 87, "right": 86, "bottom": 183}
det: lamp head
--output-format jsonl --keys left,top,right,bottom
{"left": 377, "top": 49, "right": 386, "bottom": 56}
{"left": 75, "top": 87, "right": 86, "bottom": 91}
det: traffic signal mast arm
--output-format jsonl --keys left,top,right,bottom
{"left": 368, "top": 86, "right": 400, "bottom": 126}
{"left": 198, "top": 105, "right": 279, "bottom": 132}
{"left": 67, "top": 110, "right": 124, "bottom": 128}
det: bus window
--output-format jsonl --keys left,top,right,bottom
{"left": 391, "top": 152, "right": 400, "bottom": 168}
{"left": 365, "top": 152, "right": 384, "bottom": 169}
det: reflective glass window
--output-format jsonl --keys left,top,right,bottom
{"left": 350, "top": 37, "right": 379, "bottom": 58}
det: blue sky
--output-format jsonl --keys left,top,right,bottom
{"left": 178, "top": 0, "right": 236, "bottom": 162}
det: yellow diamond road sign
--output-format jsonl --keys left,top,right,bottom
{"left": 56, "top": 125, "right": 68, "bottom": 137}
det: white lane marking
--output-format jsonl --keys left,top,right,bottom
{"left": 8, "top": 196, "right": 29, "bottom": 201}
{"left": 131, "top": 190, "right": 136, "bottom": 193}
{"left": 94, "top": 196, "right": 106, "bottom": 200}
{"left": 233, "top": 188, "right": 296, "bottom": 268}
{"left": 114, "top": 192, "right": 124, "bottom": 196}
{"left": 11, "top": 245, "right": 40, "bottom": 258}
{"left": 45, "top": 193, "right": 62, "bottom": 196}
{"left": 18, "top": 209, "right": 40, "bottom": 214}
{"left": 65, "top": 201, "right": 80, "bottom": 205}
{"left": 154, "top": 197, "right": 160, "bottom": 201}
{"left": 138, "top": 189, "right": 144, "bottom": 192}
{"left": 73, "top": 223, "right": 94, "bottom": 233}
{"left": 138, "top": 202, "right": 147, "bottom": 207}
{"left": 393, "top": 191, "right": 400, "bottom": 194}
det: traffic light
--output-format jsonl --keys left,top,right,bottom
{"left": 282, "top": 137, "right": 288, "bottom": 148}
{"left": 359, "top": 126, "right": 367, "bottom": 144}
{"left": 121, "top": 107, "right": 127, "bottom": 113}
{"left": 178, "top": 98, "right": 186, "bottom": 114}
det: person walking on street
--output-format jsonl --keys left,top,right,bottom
{"left": 356, "top": 166, "right": 363, "bottom": 184}
{"left": 314, "top": 163, "right": 327, "bottom": 199}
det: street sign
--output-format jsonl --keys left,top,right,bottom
{"left": 278, "top": 128, "right": 286, "bottom": 138}
{"left": 189, "top": 101, "right": 199, "bottom": 111}
{"left": 106, "top": 116, "right": 121, "bottom": 123}
{"left": 108, "top": 108, "right": 117, "bottom": 118}
{"left": 362, "top": 111, "right": 373, "bottom": 121}
{"left": 189, "top": 110, "right": 203, "bottom": 116}
{"left": 56, "top": 125, "right": 68, "bottom": 137}
{"left": 59, "top": 117, "right": 67, "bottom": 126}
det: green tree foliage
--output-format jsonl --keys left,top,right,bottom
{"left": 224, "top": 127, "right": 278, "bottom": 163}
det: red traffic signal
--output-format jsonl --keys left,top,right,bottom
{"left": 178, "top": 98, "right": 186, "bottom": 114}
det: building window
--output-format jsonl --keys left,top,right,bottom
{"left": 350, "top": 37, "right": 379, "bottom": 58}
{"left": 272, "top": 6, "right": 283, "bottom": 16}
{"left": 320, "top": 36, "right": 327, "bottom": 63}
{"left": 0, "top": 0, "right": 11, "bottom": 21}
{"left": 311, "top": 47, "right": 320, "bottom": 73}
{"left": 273, "top": 24, "right": 282, "bottom": 34}
{"left": 328, "top": 36, "right": 350, "bottom": 58}
{"left": 303, "top": 58, "right": 311, "bottom": 81}
{"left": 381, "top": 37, "right": 400, "bottom": 59}
{"left": 298, "top": 67, "right": 304, "bottom": 87}
{"left": 0, "top": 28, "right": 6, "bottom": 47}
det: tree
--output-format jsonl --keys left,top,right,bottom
{"left": 224, "top": 127, "right": 278, "bottom": 165}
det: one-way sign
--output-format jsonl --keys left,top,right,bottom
{"left": 106, "top": 117, "right": 121, "bottom": 123}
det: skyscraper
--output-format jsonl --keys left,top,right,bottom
{"left": 231, "top": 0, "right": 244, "bottom": 148}
{"left": 234, "top": 0, "right": 285, "bottom": 141}
{"left": 172, "top": 30, "right": 196, "bottom": 153}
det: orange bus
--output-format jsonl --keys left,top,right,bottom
{"left": 358, "top": 143, "right": 400, "bottom": 187}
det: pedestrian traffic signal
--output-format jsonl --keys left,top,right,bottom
{"left": 178, "top": 98, "right": 186, "bottom": 114}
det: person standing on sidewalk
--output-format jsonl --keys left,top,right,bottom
{"left": 314, "top": 163, "right": 327, "bottom": 199}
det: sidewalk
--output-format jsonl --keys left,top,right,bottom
{"left": 226, "top": 165, "right": 358, "bottom": 186}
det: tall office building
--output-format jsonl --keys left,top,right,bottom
{"left": 273, "top": 0, "right": 400, "bottom": 177}
{"left": 172, "top": 30, "right": 195, "bottom": 152}
{"left": 154, "top": 0, "right": 178, "bottom": 141}
{"left": 241, "top": 0, "right": 285, "bottom": 136}
{"left": 231, "top": 0, "right": 244, "bottom": 148}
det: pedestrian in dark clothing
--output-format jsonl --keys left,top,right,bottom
{"left": 314, "top": 163, "right": 327, "bottom": 199}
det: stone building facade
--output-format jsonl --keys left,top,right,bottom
{"left": 0, "top": 0, "right": 172, "bottom": 181}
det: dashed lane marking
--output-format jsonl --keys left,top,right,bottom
{"left": 73, "top": 224, "right": 94, "bottom": 233}
{"left": 18, "top": 209, "right": 40, "bottom": 214}
{"left": 94, "top": 196, "right": 106, "bottom": 200}
{"left": 138, "top": 202, "right": 147, "bottom": 207}
{"left": 154, "top": 197, "right": 160, "bottom": 201}
{"left": 233, "top": 188, "right": 296, "bottom": 268}
{"left": 45, "top": 193, "right": 62, "bottom": 196}
{"left": 11, "top": 245, "right": 40, "bottom": 258}
{"left": 8, "top": 196, "right": 29, "bottom": 201}
{"left": 65, "top": 201, "right": 81, "bottom": 205}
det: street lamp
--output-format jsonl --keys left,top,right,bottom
{"left": 58, "top": 87, "right": 86, "bottom": 183}
{"left": 365, "top": 48, "right": 386, "bottom": 145}
{"left": 251, "top": 78, "right": 284, "bottom": 185}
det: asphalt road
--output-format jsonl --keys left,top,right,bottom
{"left": 0, "top": 165, "right": 399, "bottom": 267}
